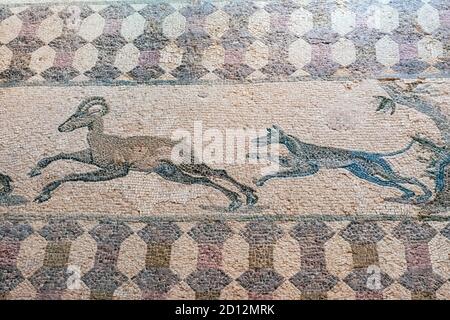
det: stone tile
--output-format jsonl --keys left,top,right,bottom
{"left": 121, "top": 12, "right": 146, "bottom": 42}
{"left": 376, "top": 35, "right": 400, "bottom": 67}
{"left": 29, "top": 45, "right": 55, "bottom": 74}
{"left": 78, "top": 13, "right": 105, "bottom": 42}
{"left": 332, "top": 38, "right": 356, "bottom": 66}
{"left": 417, "top": 3, "right": 441, "bottom": 33}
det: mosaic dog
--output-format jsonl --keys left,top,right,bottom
{"left": 412, "top": 135, "right": 450, "bottom": 193}
{"left": 29, "top": 97, "right": 257, "bottom": 211}
{"left": 251, "top": 125, "right": 432, "bottom": 203}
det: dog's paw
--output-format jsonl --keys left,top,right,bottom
{"left": 227, "top": 198, "right": 243, "bottom": 212}
{"left": 413, "top": 194, "right": 432, "bottom": 204}
{"left": 28, "top": 167, "right": 42, "bottom": 178}
{"left": 34, "top": 193, "right": 51, "bottom": 203}
{"left": 384, "top": 197, "right": 414, "bottom": 204}
{"left": 254, "top": 178, "right": 265, "bottom": 187}
{"left": 246, "top": 193, "right": 258, "bottom": 207}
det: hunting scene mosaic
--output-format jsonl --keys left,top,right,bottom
{"left": 0, "top": 0, "right": 449, "bottom": 300}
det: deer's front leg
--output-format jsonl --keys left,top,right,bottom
{"left": 29, "top": 149, "right": 92, "bottom": 177}
{"left": 34, "top": 167, "right": 128, "bottom": 203}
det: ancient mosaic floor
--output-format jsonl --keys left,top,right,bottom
{"left": 0, "top": 0, "right": 449, "bottom": 300}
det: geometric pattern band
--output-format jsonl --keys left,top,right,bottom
{"left": 1, "top": 0, "right": 450, "bottom": 301}
{"left": 1, "top": 216, "right": 449, "bottom": 300}
{"left": 0, "top": 0, "right": 449, "bottom": 86}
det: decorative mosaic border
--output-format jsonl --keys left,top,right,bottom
{"left": 1, "top": 0, "right": 449, "bottom": 300}
{"left": 0, "top": 0, "right": 449, "bottom": 87}
{"left": 1, "top": 216, "right": 449, "bottom": 299}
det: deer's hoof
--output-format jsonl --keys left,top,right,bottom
{"left": 246, "top": 193, "right": 258, "bottom": 206}
{"left": 28, "top": 168, "right": 42, "bottom": 177}
{"left": 0, "top": 184, "right": 12, "bottom": 196}
{"left": 34, "top": 193, "right": 50, "bottom": 203}
{"left": 228, "top": 199, "right": 243, "bottom": 212}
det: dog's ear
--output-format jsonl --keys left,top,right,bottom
{"left": 272, "top": 125, "right": 284, "bottom": 134}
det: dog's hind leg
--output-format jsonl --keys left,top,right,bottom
{"left": 255, "top": 163, "right": 319, "bottom": 186}
{"left": 374, "top": 169, "right": 433, "bottom": 203}
{"left": 346, "top": 164, "right": 416, "bottom": 200}
{"left": 435, "top": 157, "right": 450, "bottom": 192}
{"left": 391, "top": 176, "right": 431, "bottom": 203}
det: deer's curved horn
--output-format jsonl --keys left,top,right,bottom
{"left": 77, "top": 96, "right": 109, "bottom": 115}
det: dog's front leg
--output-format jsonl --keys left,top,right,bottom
{"left": 255, "top": 164, "right": 319, "bottom": 186}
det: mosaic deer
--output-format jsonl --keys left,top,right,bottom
{"left": 29, "top": 97, "right": 257, "bottom": 211}
{"left": 250, "top": 125, "right": 432, "bottom": 204}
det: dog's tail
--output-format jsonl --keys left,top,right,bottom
{"left": 411, "top": 135, "right": 445, "bottom": 154}
{"left": 377, "top": 140, "right": 415, "bottom": 157}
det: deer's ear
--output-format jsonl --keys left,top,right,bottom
{"left": 87, "top": 104, "right": 106, "bottom": 115}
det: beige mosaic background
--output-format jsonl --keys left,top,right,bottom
{"left": 0, "top": 79, "right": 448, "bottom": 217}
{"left": 0, "top": 0, "right": 449, "bottom": 300}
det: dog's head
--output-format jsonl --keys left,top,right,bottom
{"left": 252, "top": 125, "right": 288, "bottom": 146}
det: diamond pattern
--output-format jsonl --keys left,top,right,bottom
{"left": 344, "top": 269, "right": 393, "bottom": 292}
{"left": 48, "top": 34, "right": 86, "bottom": 51}
{"left": 7, "top": 36, "right": 45, "bottom": 54}
{"left": 238, "top": 269, "right": 284, "bottom": 294}
{"left": 1, "top": 266, "right": 26, "bottom": 294}
{"left": 291, "top": 270, "right": 338, "bottom": 292}
{"left": 0, "top": 6, "right": 12, "bottom": 23}
{"left": 187, "top": 268, "right": 232, "bottom": 293}
{"left": 133, "top": 268, "right": 180, "bottom": 293}
{"left": 99, "top": 4, "right": 135, "bottom": 19}
{"left": 17, "top": 6, "right": 52, "bottom": 23}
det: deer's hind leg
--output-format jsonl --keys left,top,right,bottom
{"left": 34, "top": 166, "right": 129, "bottom": 203}
{"left": 29, "top": 149, "right": 93, "bottom": 177}
{"left": 155, "top": 161, "right": 242, "bottom": 211}
{"left": 179, "top": 163, "right": 258, "bottom": 206}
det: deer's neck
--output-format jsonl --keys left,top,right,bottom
{"left": 87, "top": 118, "right": 105, "bottom": 145}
